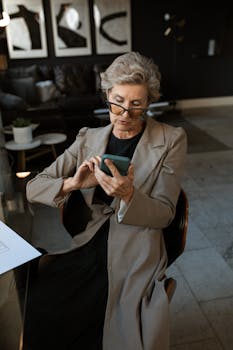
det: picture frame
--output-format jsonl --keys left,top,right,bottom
{"left": 2, "top": 0, "right": 48, "bottom": 59}
{"left": 93, "top": 0, "right": 131, "bottom": 55}
{"left": 50, "top": 0, "right": 92, "bottom": 57}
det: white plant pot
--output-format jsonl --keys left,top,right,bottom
{"left": 13, "top": 125, "right": 32, "bottom": 144}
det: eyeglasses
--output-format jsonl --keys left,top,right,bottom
{"left": 106, "top": 101, "right": 147, "bottom": 118}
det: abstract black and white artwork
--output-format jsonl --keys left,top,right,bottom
{"left": 93, "top": 0, "right": 131, "bottom": 54}
{"left": 50, "top": 0, "right": 92, "bottom": 57}
{"left": 2, "top": 0, "right": 47, "bottom": 59}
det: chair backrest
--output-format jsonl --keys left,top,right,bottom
{"left": 163, "top": 189, "right": 189, "bottom": 267}
{"left": 61, "top": 190, "right": 92, "bottom": 237}
{"left": 61, "top": 188, "right": 189, "bottom": 267}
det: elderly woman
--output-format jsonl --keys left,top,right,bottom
{"left": 24, "top": 52, "right": 187, "bottom": 350}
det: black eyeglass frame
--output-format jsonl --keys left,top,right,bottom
{"left": 105, "top": 100, "right": 147, "bottom": 117}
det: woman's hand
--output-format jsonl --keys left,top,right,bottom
{"left": 94, "top": 158, "right": 134, "bottom": 204}
{"left": 61, "top": 158, "right": 99, "bottom": 194}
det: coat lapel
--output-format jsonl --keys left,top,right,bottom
{"left": 82, "top": 124, "right": 113, "bottom": 205}
{"left": 132, "top": 118, "right": 165, "bottom": 189}
{"left": 85, "top": 123, "right": 113, "bottom": 156}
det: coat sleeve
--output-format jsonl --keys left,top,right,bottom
{"left": 117, "top": 127, "right": 187, "bottom": 229}
{"left": 26, "top": 129, "right": 87, "bottom": 208}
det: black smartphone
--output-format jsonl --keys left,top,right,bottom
{"left": 100, "top": 154, "right": 130, "bottom": 176}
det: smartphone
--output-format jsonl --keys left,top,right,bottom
{"left": 100, "top": 154, "right": 130, "bottom": 176}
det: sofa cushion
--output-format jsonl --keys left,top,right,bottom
{"left": 38, "top": 65, "right": 54, "bottom": 81}
{"left": 54, "top": 63, "right": 96, "bottom": 96}
{"left": 93, "top": 63, "right": 109, "bottom": 92}
{"left": 1, "top": 65, "right": 40, "bottom": 105}
{"left": 58, "top": 94, "right": 102, "bottom": 113}
{"left": 9, "top": 76, "right": 38, "bottom": 105}
{"left": 0, "top": 92, "right": 28, "bottom": 110}
{"left": 36, "top": 80, "right": 61, "bottom": 103}
{"left": 7, "top": 64, "right": 40, "bottom": 81}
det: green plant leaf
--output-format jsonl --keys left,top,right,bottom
{"left": 12, "top": 117, "right": 31, "bottom": 127}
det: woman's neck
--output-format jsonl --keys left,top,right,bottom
{"left": 113, "top": 122, "right": 145, "bottom": 139}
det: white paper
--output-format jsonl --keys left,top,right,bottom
{"left": 0, "top": 220, "right": 41, "bottom": 275}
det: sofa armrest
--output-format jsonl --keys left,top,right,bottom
{"left": 0, "top": 92, "right": 28, "bottom": 111}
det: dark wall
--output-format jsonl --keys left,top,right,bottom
{"left": 132, "top": 0, "right": 233, "bottom": 100}
{"left": 1, "top": 0, "right": 233, "bottom": 100}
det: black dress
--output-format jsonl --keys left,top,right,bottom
{"left": 23, "top": 131, "right": 143, "bottom": 350}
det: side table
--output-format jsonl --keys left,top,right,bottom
{"left": 5, "top": 133, "right": 67, "bottom": 171}
{"left": 35, "top": 133, "right": 67, "bottom": 159}
{"left": 5, "top": 139, "right": 42, "bottom": 171}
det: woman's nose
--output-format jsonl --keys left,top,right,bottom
{"left": 122, "top": 109, "right": 130, "bottom": 116}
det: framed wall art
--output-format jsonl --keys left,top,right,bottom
{"left": 50, "top": 0, "right": 92, "bottom": 57}
{"left": 2, "top": 0, "right": 48, "bottom": 59}
{"left": 93, "top": 0, "right": 131, "bottom": 55}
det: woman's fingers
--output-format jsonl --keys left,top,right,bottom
{"left": 103, "top": 159, "right": 120, "bottom": 177}
{"left": 81, "top": 156, "right": 101, "bottom": 172}
{"left": 127, "top": 164, "right": 134, "bottom": 179}
{"left": 94, "top": 160, "right": 134, "bottom": 200}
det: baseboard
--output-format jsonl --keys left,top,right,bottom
{"left": 176, "top": 96, "right": 233, "bottom": 109}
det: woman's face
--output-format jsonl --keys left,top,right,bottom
{"left": 107, "top": 83, "right": 148, "bottom": 139}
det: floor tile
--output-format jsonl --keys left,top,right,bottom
{"left": 189, "top": 194, "right": 233, "bottom": 230}
{"left": 170, "top": 338, "right": 223, "bottom": 350}
{"left": 201, "top": 297, "right": 233, "bottom": 350}
{"left": 175, "top": 248, "right": 233, "bottom": 301}
{"left": 185, "top": 220, "right": 211, "bottom": 251}
{"left": 170, "top": 275, "right": 214, "bottom": 345}
{"left": 201, "top": 224, "right": 233, "bottom": 256}
{"left": 166, "top": 262, "right": 182, "bottom": 278}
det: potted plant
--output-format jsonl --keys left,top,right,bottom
{"left": 12, "top": 117, "right": 32, "bottom": 144}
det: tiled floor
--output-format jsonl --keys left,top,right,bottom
{"left": 29, "top": 105, "right": 233, "bottom": 349}
{"left": 167, "top": 105, "right": 233, "bottom": 350}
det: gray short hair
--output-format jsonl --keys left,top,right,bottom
{"left": 100, "top": 51, "right": 161, "bottom": 102}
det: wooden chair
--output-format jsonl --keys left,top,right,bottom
{"left": 163, "top": 189, "right": 189, "bottom": 301}
{"left": 61, "top": 188, "right": 189, "bottom": 302}
{"left": 163, "top": 189, "right": 189, "bottom": 267}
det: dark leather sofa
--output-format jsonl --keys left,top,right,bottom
{"left": 0, "top": 63, "right": 106, "bottom": 144}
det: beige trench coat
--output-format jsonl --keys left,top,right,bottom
{"left": 26, "top": 117, "right": 187, "bottom": 350}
